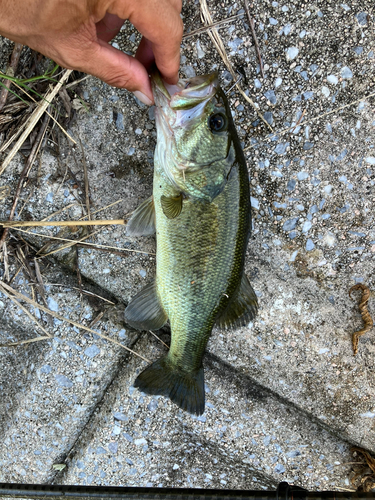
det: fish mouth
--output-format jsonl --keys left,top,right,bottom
{"left": 151, "top": 70, "right": 219, "bottom": 111}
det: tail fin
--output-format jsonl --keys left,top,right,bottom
{"left": 134, "top": 356, "right": 205, "bottom": 415}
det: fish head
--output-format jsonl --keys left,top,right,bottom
{"left": 152, "top": 71, "right": 237, "bottom": 201}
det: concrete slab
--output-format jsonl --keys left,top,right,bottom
{"left": 1, "top": 0, "right": 375, "bottom": 492}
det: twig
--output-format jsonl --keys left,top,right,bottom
{"left": 10, "top": 79, "right": 76, "bottom": 147}
{"left": 9, "top": 226, "right": 153, "bottom": 256}
{"left": 36, "top": 228, "right": 103, "bottom": 257}
{"left": 349, "top": 284, "right": 373, "bottom": 355}
{"left": 290, "top": 109, "right": 306, "bottom": 133}
{"left": 0, "top": 68, "right": 73, "bottom": 176}
{"left": 244, "top": 0, "right": 264, "bottom": 78}
{"left": 182, "top": 15, "right": 242, "bottom": 40}
{"left": 199, "top": 0, "right": 273, "bottom": 132}
{"left": 0, "top": 112, "right": 50, "bottom": 247}
{"left": 0, "top": 43, "right": 23, "bottom": 113}
{"left": 0, "top": 283, "right": 51, "bottom": 338}
{"left": 35, "top": 283, "right": 115, "bottom": 305}
{"left": 0, "top": 185, "right": 11, "bottom": 201}
{"left": 149, "top": 330, "right": 169, "bottom": 349}
{"left": 65, "top": 75, "right": 90, "bottom": 89}
{"left": 79, "top": 137, "right": 93, "bottom": 231}
{"left": 0, "top": 219, "right": 125, "bottom": 228}
{"left": 243, "top": 90, "right": 375, "bottom": 151}
{"left": 1, "top": 241, "right": 10, "bottom": 281}
{"left": 0, "top": 281, "right": 150, "bottom": 362}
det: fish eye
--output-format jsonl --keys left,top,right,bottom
{"left": 209, "top": 113, "right": 227, "bottom": 133}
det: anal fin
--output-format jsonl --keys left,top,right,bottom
{"left": 125, "top": 280, "right": 167, "bottom": 330}
{"left": 216, "top": 273, "right": 258, "bottom": 329}
{"left": 126, "top": 196, "right": 155, "bottom": 236}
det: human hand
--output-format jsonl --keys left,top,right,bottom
{"left": 0, "top": 0, "right": 183, "bottom": 104}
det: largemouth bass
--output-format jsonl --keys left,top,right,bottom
{"left": 125, "top": 71, "right": 258, "bottom": 415}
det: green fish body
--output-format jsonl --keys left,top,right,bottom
{"left": 125, "top": 72, "right": 258, "bottom": 415}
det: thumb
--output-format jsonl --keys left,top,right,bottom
{"left": 77, "top": 39, "right": 154, "bottom": 104}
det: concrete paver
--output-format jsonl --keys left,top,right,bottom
{"left": 1, "top": 0, "right": 375, "bottom": 492}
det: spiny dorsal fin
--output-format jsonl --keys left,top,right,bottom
{"left": 125, "top": 280, "right": 167, "bottom": 331}
{"left": 216, "top": 273, "right": 258, "bottom": 329}
{"left": 160, "top": 194, "right": 183, "bottom": 219}
{"left": 126, "top": 196, "right": 155, "bottom": 236}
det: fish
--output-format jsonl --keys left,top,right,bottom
{"left": 125, "top": 71, "right": 258, "bottom": 415}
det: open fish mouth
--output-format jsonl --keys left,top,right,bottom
{"left": 151, "top": 70, "right": 218, "bottom": 111}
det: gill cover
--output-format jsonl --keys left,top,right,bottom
{"left": 152, "top": 71, "right": 236, "bottom": 201}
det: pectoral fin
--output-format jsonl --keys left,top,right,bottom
{"left": 125, "top": 280, "right": 167, "bottom": 331}
{"left": 160, "top": 194, "right": 183, "bottom": 219}
{"left": 216, "top": 274, "right": 258, "bottom": 329}
{"left": 126, "top": 196, "right": 155, "bottom": 236}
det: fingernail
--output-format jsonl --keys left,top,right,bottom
{"left": 133, "top": 90, "right": 153, "bottom": 106}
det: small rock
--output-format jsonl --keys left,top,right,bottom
{"left": 283, "top": 218, "right": 299, "bottom": 231}
{"left": 327, "top": 75, "right": 338, "bottom": 85}
{"left": 356, "top": 12, "right": 368, "bottom": 25}
{"left": 306, "top": 239, "right": 315, "bottom": 251}
{"left": 47, "top": 297, "right": 59, "bottom": 312}
{"left": 285, "top": 47, "right": 299, "bottom": 61}
{"left": 84, "top": 344, "right": 100, "bottom": 358}
{"left": 251, "top": 197, "right": 259, "bottom": 209}
{"left": 55, "top": 374, "right": 73, "bottom": 388}
{"left": 341, "top": 66, "right": 353, "bottom": 79}
{"left": 196, "top": 40, "right": 205, "bottom": 59}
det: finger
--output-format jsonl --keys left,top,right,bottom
{"left": 135, "top": 37, "right": 155, "bottom": 72}
{"left": 63, "top": 39, "right": 154, "bottom": 103}
{"left": 109, "top": 0, "right": 183, "bottom": 84}
{"left": 96, "top": 13, "right": 125, "bottom": 43}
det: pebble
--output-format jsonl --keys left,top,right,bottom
{"left": 327, "top": 75, "right": 338, "bottom": 85}
{"left": 47, "top": 297, "right": 59, "bottom": 312}
{"left": 183, "top": 66, "right": 196, "bottom": 78}
{"left": 275, "top": 142, "right": 288, "bottom": 154}
{"left": 264, "top": 90, "right": 277, "bottom": 104}
{"left": 356, "top": 12, "right": 368, "bottom": 25}
{"left": 84, "top": 345, "right": 100, "bottom": 359}
{"left": 251, "top": 197, "right": 260, "bottom": 209}
{"left": 116, "top": 113, "right": 124, "bottom": 131}
{"left": 275, "top": 77, "right": 282, "bottom": 88}
{"left": 108, "top": 442, "right": 118, "bottom": 454}
{"left": 285, "top": 47, "right": 299, "bottom": 61}
{"left": 306, "top": 239, "right": 315, "bottom": 251}
{"left": 341, "top": 66, "right": 353, "bottom": 79}
{"left": 283, "top": 217, "right": 299, "bottom": 231}
{"left": 274, "top": 464, "right": 286, "bottom": 473}
{"left": 303, "top": 221, "right": 312, "bottom": 233}
{"left": 297, "top": 171, "right": 309, "bottom": 180}
{"left": 196, "top": 40, "right": 205, "bottom": 59}
{"left": 55, "top": 374, "right": 74, "bottom": 388}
